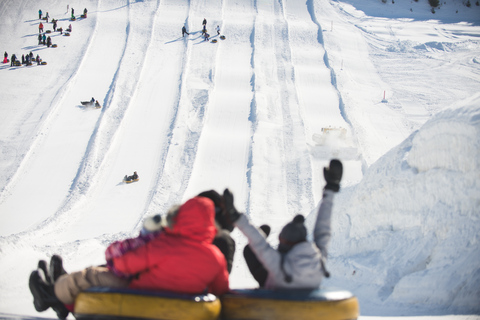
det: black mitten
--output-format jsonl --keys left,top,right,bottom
{"left": 223, "top": 189, "right": 241, "bottom": 223}
{"left": 324, "top": 159, "right": 343, "bottom": 192}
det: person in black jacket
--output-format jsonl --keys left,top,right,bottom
{"left": 198, "top": 190, "right": 236, "bottom": 274}
{"left": 182, "top": 25, "right": 189, "bottom": 37}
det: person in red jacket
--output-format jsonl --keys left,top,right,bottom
{"left": 28, "top": 196, "right": 229, "bottom": 320}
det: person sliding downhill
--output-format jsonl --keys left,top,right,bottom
{"left": 124, "top": 171, "right": 139, "bottom": 182}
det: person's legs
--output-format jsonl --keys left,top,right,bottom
{"left": 242, "top": 224, "right": 270, "bottom": 287}
{"left": 29, "top": 269, "right": 69, "bottom": 319}
{"left": 54, "top": 266, "right": 129, "bottom": 305}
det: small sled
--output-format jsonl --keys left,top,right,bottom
{"left": 211, "top": 39, "right": 217, "bottom": 43}
{"left": 41, "top": 61, "right": 47, "bottom": 65}
{"left": 52, "top": 44, "right": 57, "bottom": 48}
{"left": 81, "top": 101, "right": 102, "bottom": 108}
{"left": 221, "top": 288, "right": 359, "bottom": 320}
{"left": 74, "top": 287, "right": 220, "bottom": 320}
{"left": 220, "top": 35, "right": 226, "bottom": 40}
{"left": 46, "top": 30, "right": 51, "bottom": 34}
{"left": 124, "top": 178, "right": 139, "bottom": 184}
{"left": 64, "top": 32, "right": 71, "bottom": 36}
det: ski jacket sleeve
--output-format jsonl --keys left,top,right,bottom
{"left": 234, "top": 215, "right": 283, "bottom": 279}
{"left": 105, "top": 231, "right": 160, "bottom": 278}
{"left": 313, "top": 190, "right": 335, "bottom": 258}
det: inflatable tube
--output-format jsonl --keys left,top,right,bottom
{"left": 221, "top": 288, "right": 359, "bottom": 320}
{"left": 74, "top": 287, "right": 221, "bottom": 320}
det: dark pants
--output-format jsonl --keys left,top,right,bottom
{"left": 213, "top": 230, "right": 235, "bottom": 274}
{"left": 243, "top": 245, "right": 268, "bottom": 287}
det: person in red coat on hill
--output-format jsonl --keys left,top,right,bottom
{"left": 28, "top": 196, "right": 230, "bottom": 320}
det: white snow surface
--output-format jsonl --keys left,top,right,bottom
{"left": 0, "top": 0, "right": 479, "bottom": 319}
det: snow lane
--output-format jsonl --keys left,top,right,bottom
{"left": 37, "top": 0, "right": 175, "bottom": 242}
{"left": 147, "top": 0, "right": 224, "bottom": 213}
{"left": 248, "top": 0, "right": 321, "bottom": 230}
{"left": 183, "top": 0, "right": 254, "bottom": 204}
{"left": 0, "top": 0, "right": 122, "bottom": 237}
{"left": 314, "top": 0, "right": 420, "bottom": 166}
{"left": 0, "top": 0, "right": 97, "bottom": 195}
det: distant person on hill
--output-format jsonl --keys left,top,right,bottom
{"left": 216, "top": 25, "right": 220, "bottom": 35}
{"left": 52, "top": 19, "right": 57, "bottom": 31}
{"left": 38, "top": 34, "right": 42, "bottom": 45}
{"left": 182, "top": 25, "right": 189, "bottom": 37}
{"left": 202, "top": 24, "right": 207, "bottom": 34}
{"left": 39, "top": 22, "right": 44, "bottom": 33}
{"left": 124, "top": 171, "right": 138, "bottom": 182}
{"left": 10, "top": 53, "right": 16, "bottom": 66}
{"left": 204, "top": 32, "right": 210, "bottom": 41}
{"left": 83, "top": 8, "right": 88, "bottom": 18}
{"left": 47, "top": 36, "right": 52, "bottom": 48}
{"left": 28, "top": 196, "right": 230, "bottom": 319}
{"left": 223, "top": 159, "right": 343, "bottom": 289}
{"left": 39, "top": 9, "right": 42, "bottom": 20}
{"left": 42, "top": 33, "right": 46, "bottom": 45}
{"left": 202, "top": 18, "right": 207, "bottom": 26}
{"left": 45, "top": 12, "right": 49, "bottom": 23}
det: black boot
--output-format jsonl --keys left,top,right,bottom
{"left": 38, "top": 260, "right": 52, "bottom": 285}
{"left": 49, "top": 255, "right": 67, "bottom": 283}
{"left": 29, "top": 270, "right": 70, "bottom": 319}
{"left": 29, "top": 270, "right": 50, "bottom": 312}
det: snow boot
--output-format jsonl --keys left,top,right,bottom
{"left": 38, "top": 260, "right": 52, "bottom": 285}
{"left": 29, "top": 270, "right": 70, "bottom": 319}
{"left": 49, "top": 254, "right": 67, "bottom": 283}
{"left": 29, "top": 270, "right": 50, "bottom": 312}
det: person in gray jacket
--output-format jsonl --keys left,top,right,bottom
{"left": 223, "top": 159, "right": 342, "bottom": 289}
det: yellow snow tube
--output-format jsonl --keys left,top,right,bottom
{"left": 74, "top": 287, "right": 221, "bottom": 320}
{"left": 221, "top": 288, "right": 359, "bottom": 320}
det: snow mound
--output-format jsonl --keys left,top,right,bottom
{"left": 326, "top": 99, "right": 480, "bottom": 315}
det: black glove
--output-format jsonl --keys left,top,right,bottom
{"left": 223, "top": 188, "right": 241, "bottom": 224}
{"left": 324, "top": 159, "right": 343, "bottom": 192}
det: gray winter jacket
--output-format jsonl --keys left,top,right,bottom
{"left": 235, "top": 190, "right": 335, "bottom": 289}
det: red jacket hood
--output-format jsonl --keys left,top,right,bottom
{"left": 164, "top": 197, "right": 217, "bottom": 243}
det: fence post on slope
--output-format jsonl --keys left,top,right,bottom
{"left": 382, "top": 91, "right": 388, "bottom": 103}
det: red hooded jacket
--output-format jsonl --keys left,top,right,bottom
{"left": 111, "top": 197, "right": 229, "bottom": 296}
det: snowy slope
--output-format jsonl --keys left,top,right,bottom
{"left": 0, "top": 0, "right": 479, "bottom": 318}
